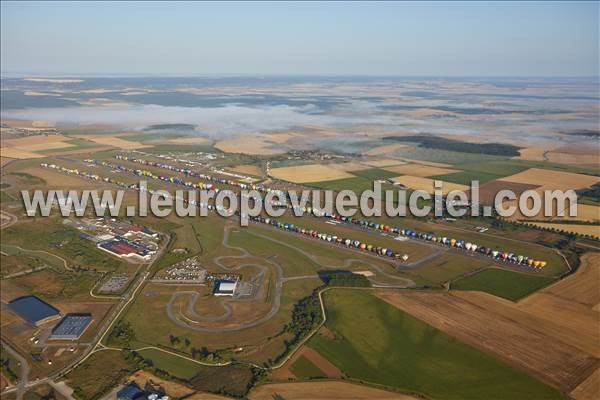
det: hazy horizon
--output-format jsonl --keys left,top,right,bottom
{"left": 2, "top": 1, "right": 598, "bottom": 77}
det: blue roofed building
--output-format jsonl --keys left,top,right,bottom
{"left": 117, "top": 383, "right": 145, "bottom": 400}
{"left": 8, "top": 295, "right": 60, "bottom": 326}
{"left": 50, "top": 313, "right": 93, "bottom": 340}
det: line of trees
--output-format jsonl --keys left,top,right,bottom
{"left": 383, "top": 135, "right": 521, "bottom": 156}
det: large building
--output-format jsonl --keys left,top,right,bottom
{"left": 214, "top": 280, "right": 237, "bottom": 296}
{"left": 8, "top": 296, "right": 60, "bottom": 326}
{"left": 50, "top": 313, "right": 93, "bottom": 340}
{"left": 98, "top": 239, "right": 154, "bottom": 261}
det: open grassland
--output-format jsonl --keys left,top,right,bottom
{"left": 270, "top": 164, "right": 354, "bottom": 183}
{"left": 1, "top": 268, "right": 100, "bottom": 302}
{"left": 451, "top": 268, "right": 556, "bottom": 300}
{"left": 2, "top": 216, "right": 130, "bottom": 272}
{"left": 249, "top": 381, "right": 417, "bottom": 400}
{"left": 138, "top": 349, "right": 258, "bottom": 398}
{"left": 309, "top": 289, "right": 564, "bottom": 400}
{"left": 401, "top": 253, "right": 492, "bottom": 287}
{"left": 65, "top": 350, "right": 137, "bottom": 400}
{"left": 137, "top": 348, "right": 203, "bottom": 380}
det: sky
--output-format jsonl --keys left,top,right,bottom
{"left": 1, "top": 1, "right": 598, "bottom": 77}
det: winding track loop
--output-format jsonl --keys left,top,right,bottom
{"left": 166, "top": 224, "right": 414, "bottom": 332}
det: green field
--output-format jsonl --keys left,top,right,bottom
{"left": 1, "top": 217, "right": 129, "bottom": 272}
{"left": 309, "top": 289, "right": 564, "bottom": 400}
{"left": 289, "top": 355, "right": 325, "bottom": 379}
{"left": 351, "top": 168, "right": 399, "bottom": 181}
{"left": 433, "top": 170, "right": 499, "bottom": 185}
{"left": 450, "top": 268, "right": 556, "bottom": 300}
{"left": 137, "top": 348, "right": 202, "bottom": 380}
{"left": 66, "top": 350, "right": 138, "bottom": 400}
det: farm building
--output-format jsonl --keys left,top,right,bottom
{"left": 214, "top": 280, "right": 237, "bottom": 296}
{"left": 98, "top": 239, "right": 154, "bottom": 261}
{"left": 50, "top": 313, "right": 93, "bottom": 340}
{"left": 8, "top": 296, "right": 60, "bottom": 326}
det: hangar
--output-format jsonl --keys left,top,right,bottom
{"left": 8, "top": 296, "right": 60, "bottom": 326}
{"left": 214, "top": 280, "right": 237, "bottom": 296}
{"left": 50, "top": 313, "right": 93, "bottom": 340}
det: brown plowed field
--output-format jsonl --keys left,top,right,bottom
{"left": 376, "top": 289, "right": 599, "bottom": 392}
{"left": 249, "top": 381, "right": 417, "bottom": 400}
{"left": 570, "top": 367, "right": 600, "bottom": 400}
{"left": 271, "top": 346, "right": 342, "bottom": 380}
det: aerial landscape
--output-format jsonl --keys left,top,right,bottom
{"left": 0, "top": 2, "right": 598, "bottom": 400}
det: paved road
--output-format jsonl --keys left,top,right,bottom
{"left": 166, "top": 222, "right": 415, "bottom": 333}
{"left": 166, "top": 224, "right": 284, "bottom": 332}
{"left": 1, "top": 340, "right": 29, "bottom": 400}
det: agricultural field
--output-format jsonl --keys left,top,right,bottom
{"left": 309, "top": 289, "right": 564, "bottom": 399}
{"left": 1, "top": 74, "right": 599, "bottom": 400}
{"left": 389, "top": 175, "right": 470, "bottom": 196}
{"left": 216, "top": 136, "right": 286, "bottom": 155}
{"left": 248, "top": 381, "right": 416, "bottom": 400}
{"left": 270, "top": 164, "right": 354, "bottom": 183}
{"left": 73, "top": 134, "right": 150, "bottom": 150}
{"left": 451, "top": 268, "right": 556, "bottom": 300}
{"left": 383, "top": 163, "right": 460, "bottom": 177}
{"left": 377, "top": 253, "right": 600, "bottom": 397}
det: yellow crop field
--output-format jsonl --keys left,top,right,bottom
{"left": 391, "top": 175, "right": 469, "bottom": 195}
{"left": 364, "top": 143, "right": 409, "bottom": 155}
{"left": 216, "top": 136, "right": 285, "bottom": 155}
{"left": 1, "top": 134, "right": 75, "bottom": 158}
{"left": 166, "top": 137, "right": 212, "bottom": 145}
{"left": 499, "top": 168, "right": 599, "bottom": 190}
{"left": 228, "top": 164, "right": 263, "bottom": 176}
{"left": 270, "top": 164, "right": 354, "bottom": 183}
{"left": 363, "top": 158, "right": 406, "bottom": 167}
{"left": 76, "top": 135, "right": 149, "bottom": 149}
